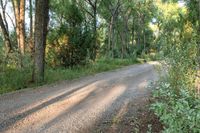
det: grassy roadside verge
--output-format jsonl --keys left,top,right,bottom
{"left": 0, "top": 58, "right": 141, "bottom": 95}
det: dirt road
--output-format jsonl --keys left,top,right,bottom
{"left": 0, "top": 62, "right": 159, "bottom": 133}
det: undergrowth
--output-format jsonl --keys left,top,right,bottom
{"left": 151, "top": 79, "right": 200, "bottom": 133}
{"left": 0, "top": 58, "right": 140, "bottom": 94}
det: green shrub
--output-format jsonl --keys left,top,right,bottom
{"left": 46, "top": 3, "right": 94, "bottom": 68}
{"left": 151, "top": 80, "right": 200, "bottom": 133}
{"left": 0, "top": 68, "right": 32, "bottom": 94}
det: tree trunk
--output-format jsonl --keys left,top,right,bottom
{"left": 108, "top": 21, "right": 111, "bottom": 56}
{"left": 19, "top": 0, "right": 25, "bottom": 55}
{"left": 108, "top": 16, "right": 114, "bottom": 57}
{"left": 137, "top": 32, "right": 141, "bottom": 47}
{"left": 0, "top": 0, "right": 9, "bottom": 31}
{"left": 132, "top": 20, "right": 135, "bottom": 46}
{"left": 0, "top": 14, "right": 12, "bottom": 53}
{"left": 11, "top": 0, "right": 26, "bottom": 68}
{"left": 124, "top": 17, "right": 129, "bottom": 53}
{"left": 11, "top": 0, "right": 20, "bottom": 48}
{"left": 84, "top": 0, "right": 98, "bottom": 60}
{"left": 11, "top": 0, "right": 25, "bottom": 55}
{"left": 111, "top": 25, "right": 115, "bottom": 58}
{"left": 142, "top": 15, "right": 146, "bottom": 53}
{"left": 29, "top": 0, "right": 34, "bottom": 55}
{"left": 33, "top": 0, "right": 49, "bottom": 82}
{"left": 93, "top": 5, "right": 97, "bottom": 60}
{"left": 198, "top": 0, "right": 200, "bottom": 66}
{"left": 119, "top": 30, "right": 126, "bottom": 59}
{"left": 143, "top": 29, "right": 146, "bottom": 53}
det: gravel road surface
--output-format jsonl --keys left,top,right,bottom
{"left": 0, "top": 62, "right": 159, "bottom": 133}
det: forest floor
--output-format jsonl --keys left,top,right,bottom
{"left": 0, "top": 62, "right": 162, "bottom": 133}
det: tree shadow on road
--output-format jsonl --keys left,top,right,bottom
{"left": 0, "top": 67, "right": 162, "bottom": 133}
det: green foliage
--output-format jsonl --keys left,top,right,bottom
{"left": 0, "top": 67, "right": 32, "bottom": 94}
{"left": 0, "top": 58, "right": 139, "bottom": 94}
{"left": 167, "top": 42, "right": 197, "bottom": 92}
{"left": 99, "top": 0, "right": 157, "bottom": 58}
{"left": 45, "top": 58, "right": 139, "bottom": 83}
{"left": 0, "top": 51, "right": 33, "bottom": 94}
{"left": 47, "top": 2, "right": 93, "bottom": 67}
{"left": 150, "top": 1, "right": 199, "bottom": 132}
{"left": 151, "top": 80, "right": 200, "bottom": 133}
{"left": 153, "top": 0, "right": 198, "bottom": 93}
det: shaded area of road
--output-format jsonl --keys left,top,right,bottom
{"left": 0, "top": 62, "right": 159, "bottom": 133}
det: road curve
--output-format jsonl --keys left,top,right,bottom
{"left": 0, "top": 62, "right": 159, "bottom": 133}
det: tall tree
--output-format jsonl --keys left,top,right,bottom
{"left": 100, "top": 0, "right": 121, "bottom": 57}
{"left": 81, "top": 0, "right": 99, "bottom": 60}
{"left": 33, "top": 0, "right": 49, "bottom": 82}
{"left": 11, "top": 0, "right": 25, "bottom": 55}
{"left": 0, "top": 0, "right": 12, "bottom": 54}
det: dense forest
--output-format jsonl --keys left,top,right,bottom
{"left": 0, "top": 0, "right": 199, "bottom": 132}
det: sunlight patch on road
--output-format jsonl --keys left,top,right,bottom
{"left": 4, "top": 80, "right": 106, "bottom": 133}
{"left": 43, "top": 84, "right": 127, "bottom": 132}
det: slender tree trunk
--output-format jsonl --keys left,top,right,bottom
{"left": 143, "top": 29, "right": 146, "bottom": 53}
{"left": 19, "top": 0, "right": 25, "bottom": 55}
{"left": 11, "top": 0, "right": 26, "bottom": 67}
{"left": 11, "top": 0, "right": 25, "bottom": 53}
{"left": 198, "top": 0, "right": 200, "bottom": 66}
{"left": 108, "top": 16, "right": 114, "bottom": 57}
{"left": 108, "top": 21, "right": 111, "bottom": 56}
{"left": 92, "top": 0, "right": 97, "bottom": 60}
{"left": 0, "top": 0, "right": 9, "bottom": 31}
{"left": 0, "top": 14, "right": 12, "bottom": 53}
{"left": 29, "top": 0, "right": 34, "bottom": 81}
{"left": 33, "top": 0, "right": 49, "bottom": 82}
{"left": 113, "top": 29, "right": 117, "bottom": 58}
{"left": 142, "top": 15, "right": 146, "bottom": 53}
{"left": 0, "top": 0, "right": 12, "bottom": 53}
{"left": 132, "top": 20, "right": 135, "bottom": 46}
{"left": 29, "top": 0, "right": 34, "bottom": 55}
{"left": 111, "top": 25, "right": 115, "bottom": 58}
{"left": 5, "top": 12, "right": 16, "bottom": 30}
{"left": 119, "top": 31, "right": 125, "bottom": 59}
{"left": 110, "top": 13, "right": 119, "bottom": 58}
{"left": 11, "top": 0, "right": 20, "bottom": 48}
{"left": 93, "top": 6, "right": 97, "bottom": 60}
{"left": 85, "top": 0, "right": 98, "bottom": 60}
{"left": 124, "top": 17, "right": 129, "bottom": 53}
{"left": 137, "top": 31, "right": 141, "bottom": 47}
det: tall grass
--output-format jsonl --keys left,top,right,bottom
{"left": 0, "top": 58, "right": 140, "bottom": 94}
